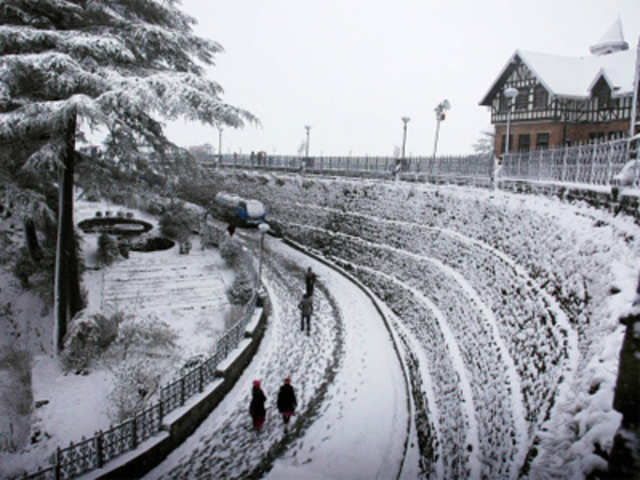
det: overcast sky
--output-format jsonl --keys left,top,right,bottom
{"left": 166, "top": 0, "right": 640, "bottom": 157}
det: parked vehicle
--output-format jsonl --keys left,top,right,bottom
{"left": 212, "top": 192, "right": 266, "bottom": 227}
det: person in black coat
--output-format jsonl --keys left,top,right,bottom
{"left": 305, "top": 267, "right": 317, "bottom": 296}
{"left": 277, "top": 377, "right": 297, "bottom": 427}
{"left": 249, "top": 380, "right": 266, "bottom": 431}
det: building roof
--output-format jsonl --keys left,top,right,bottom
{"left": 479, "top": 20, "right": 636, "bottom": 106}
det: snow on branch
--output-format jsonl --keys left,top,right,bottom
{"left": 0, "top": 26, "right": 136, "bottom": 64}
{"left": 2, "top": 52, "right": 108, "bottom": 101}
{"left": 23, "top": 141, "right": 65, "bottom": 171}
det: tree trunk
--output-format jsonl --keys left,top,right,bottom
{"left": 24, "top": 217, "right": 43, "bottom": 262}
{"left": 54, "top": 108, "right": 79, "bottom": 353}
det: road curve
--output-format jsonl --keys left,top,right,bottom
{"left": 264, "top": 238, "right": 411, "bottom": 480}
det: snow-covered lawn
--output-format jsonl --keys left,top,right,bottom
{"left": 0, "top": 199, "right": 235, "bottom": 479}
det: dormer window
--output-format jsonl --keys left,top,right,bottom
{"left": 515, "top": 88, "right": 529, "bottom": 110}
{"left": 533, "top": 85, "right": 548, "bottom": 109}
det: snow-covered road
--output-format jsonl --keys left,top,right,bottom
{"left": 264, "top": 239, "right": 410, "bottom": 479}
{"left": 148, "top": 234, "right": 410, "bottom": 479}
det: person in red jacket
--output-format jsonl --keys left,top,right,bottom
{"left": 249, "top": 380, "right": 266, "bottom": 432}
{"left": 277, "top": 377, "right": 297, "bottom": 430}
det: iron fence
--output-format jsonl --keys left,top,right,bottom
{"left": 499, "top": 138, "right": 633, "bottom": 185}
{"left": 213, "top": 153, "right": 492, "bottom": 178}
{"left": 207, "top": 137, "right": 639, "bottom": 188}
{"left": 19, "top": 243, "right": 259, "bottom": 480}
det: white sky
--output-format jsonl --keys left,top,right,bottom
{"left": 166, "top": 0, "right": 640, "bottom": 156}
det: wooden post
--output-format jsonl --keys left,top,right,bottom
{"left": 55, "top": 447, "right": 62, "bottom": 480}
{"left": 96, "top": 431, "right": 103, "bottom": 468}
{"left": 198, "top": 365, "right": 204, "bottom": 393}
{"left": 131, "top": 415, "right": 137, "bottom": 449}
{"left": 561, "top": 144, "right": 568, "bottom": 182}
{"left": 158, "top": 399, "right": 164, "bottom": 431}
{"left": 179, "top": 377, "right": 185, "bottom": 406}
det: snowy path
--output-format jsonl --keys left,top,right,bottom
{"left": 148, "top": 234, "right": 408, "bottom": 479}
{"left": 264, "top": 239, "right": 409, "bottom": 480}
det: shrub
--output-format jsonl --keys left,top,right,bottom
{"left": 12, "top": 248, "right": 37, "bottom": 288}
{"left": 96, "top": 233, "right": 120, "bottom": 267}
{"left": 107, "top": 359, "right": 161, "bottom": 422}
{"left": 226, "top": 268, "right": 254, "bottom": 305}
{"left": 159, "top": 202, "right": 193, "bottom": 242}
{"left": 61, "top": 312, "right": 121, "bottom": 372}
{"left": 219, "top": 238, "right": 242, "bottom": 267}
{"left": 111, "top": 314, "right": 176, "bottom": 361}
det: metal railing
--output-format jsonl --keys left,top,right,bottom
{"left": 499, "top": 138, "right": 636, "bottom": 186}
{"left": 204, "top": 137, "right": 639, "bottom": 188}
{"left": 211, "top": 153, "right": 493, "bottom": 179}
{"left": 19, "top": 244, "right": 258, "bottom": 480}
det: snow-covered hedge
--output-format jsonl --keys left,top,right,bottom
{"left": 206, "top": 170, "right": 631, "bottom": 478}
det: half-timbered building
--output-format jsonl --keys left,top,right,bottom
{"left": 480, "top": 19, "right": 639, "bottom": 155}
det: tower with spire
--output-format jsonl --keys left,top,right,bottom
{"left": 590, "top": 17, "right": 629, "bottom": 56}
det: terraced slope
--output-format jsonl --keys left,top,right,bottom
{"left": 203, "top": 170, "right": 634, "bottom": 479}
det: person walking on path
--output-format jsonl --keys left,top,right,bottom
{"left": 249, "top": 380, "right": 267, "bottom": 432}
{"left": 277, "top": 377, "right": 297, "bottom": 430}
{"left": 298, "top": 292, "right": 313, "bottom": 335}
{"left": 305, "top": 267, "right": 317, "bottom": 296}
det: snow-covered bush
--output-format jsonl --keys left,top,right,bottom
{"left": 61, "top": 312, "right": 121, "bottom": 373}
{"left": 159, "top": 201, "right": 194, "bottom": 242}
{"left": 109, "top": 314, "right": 176, "bottom": 362}
{"left": 107, "top": 359, "right": 161, "bottom": 423}
{"left": 96, "top": 233, "right": 120, "bottom": 267}
{"left": 219, "top": 237, "right": 242, "bottom": 267}
{"left": 226, "top": 268, "right": 254, "bottom": 305}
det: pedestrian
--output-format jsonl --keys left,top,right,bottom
{"left": 298, "top": 292, "right": 313, "bottom": 335}
{"left": 305, "top": 267, "right": 317, "bottom": 296}
{"left": 249, "top": 380, "right": 266, "bottom": 432}
{"left": 277, "top": 377, "right": 297, "bottom": 430}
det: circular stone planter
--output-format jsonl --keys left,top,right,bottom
{"left": 129, "top": 236, "right": 175, "bottom": 253}
{"left": 78, "top": 217, "right": 153, "bottom": 236}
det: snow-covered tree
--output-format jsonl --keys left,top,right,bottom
{"left": 0, "top": 0, "right": 255, "bottom": 352}
{"left": 473, "top": 129, "right": 495, "bottom": 155}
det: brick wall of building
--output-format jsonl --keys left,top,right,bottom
{"left": 494, "top": 119, "right": 630, "bottom": 153}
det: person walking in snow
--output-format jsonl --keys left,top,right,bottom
{"left": 277, "top": 377, "right": 297, "bottom": 428}
{"left": 249, "top": 380, "right": 266, "bottom": 431}
{"left": 305, "top": 266, "right": 318, "bottom": 296}
{"left": 298, "top": 292, "right": 313, "bottom": 335}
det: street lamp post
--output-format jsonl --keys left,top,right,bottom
{"left": 257, "top": 222, "right": 270, "bottom": 293}
{"left": 304, "top": 125, "right": 311, "bottom": 158}
{"left": 432, "top": 99, "right": 451, "bottom": 174}
{"left": 401, "top": 117, "right": 410, "bottom": 159}
{"left": 504, "top": 87, "right": 518, "bottom": 159}
{"left": 256, "top": 223, "right": 269, "bottom": 307}
{"left": 395, "top": 117, "right": 410, "bottom": 181}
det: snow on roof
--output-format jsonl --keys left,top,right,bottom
{"left": 519, "top": 48, "right": 635, "bottom": 97}
{"left": 480, "top": 47, "right": 635, "bottom": 105}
